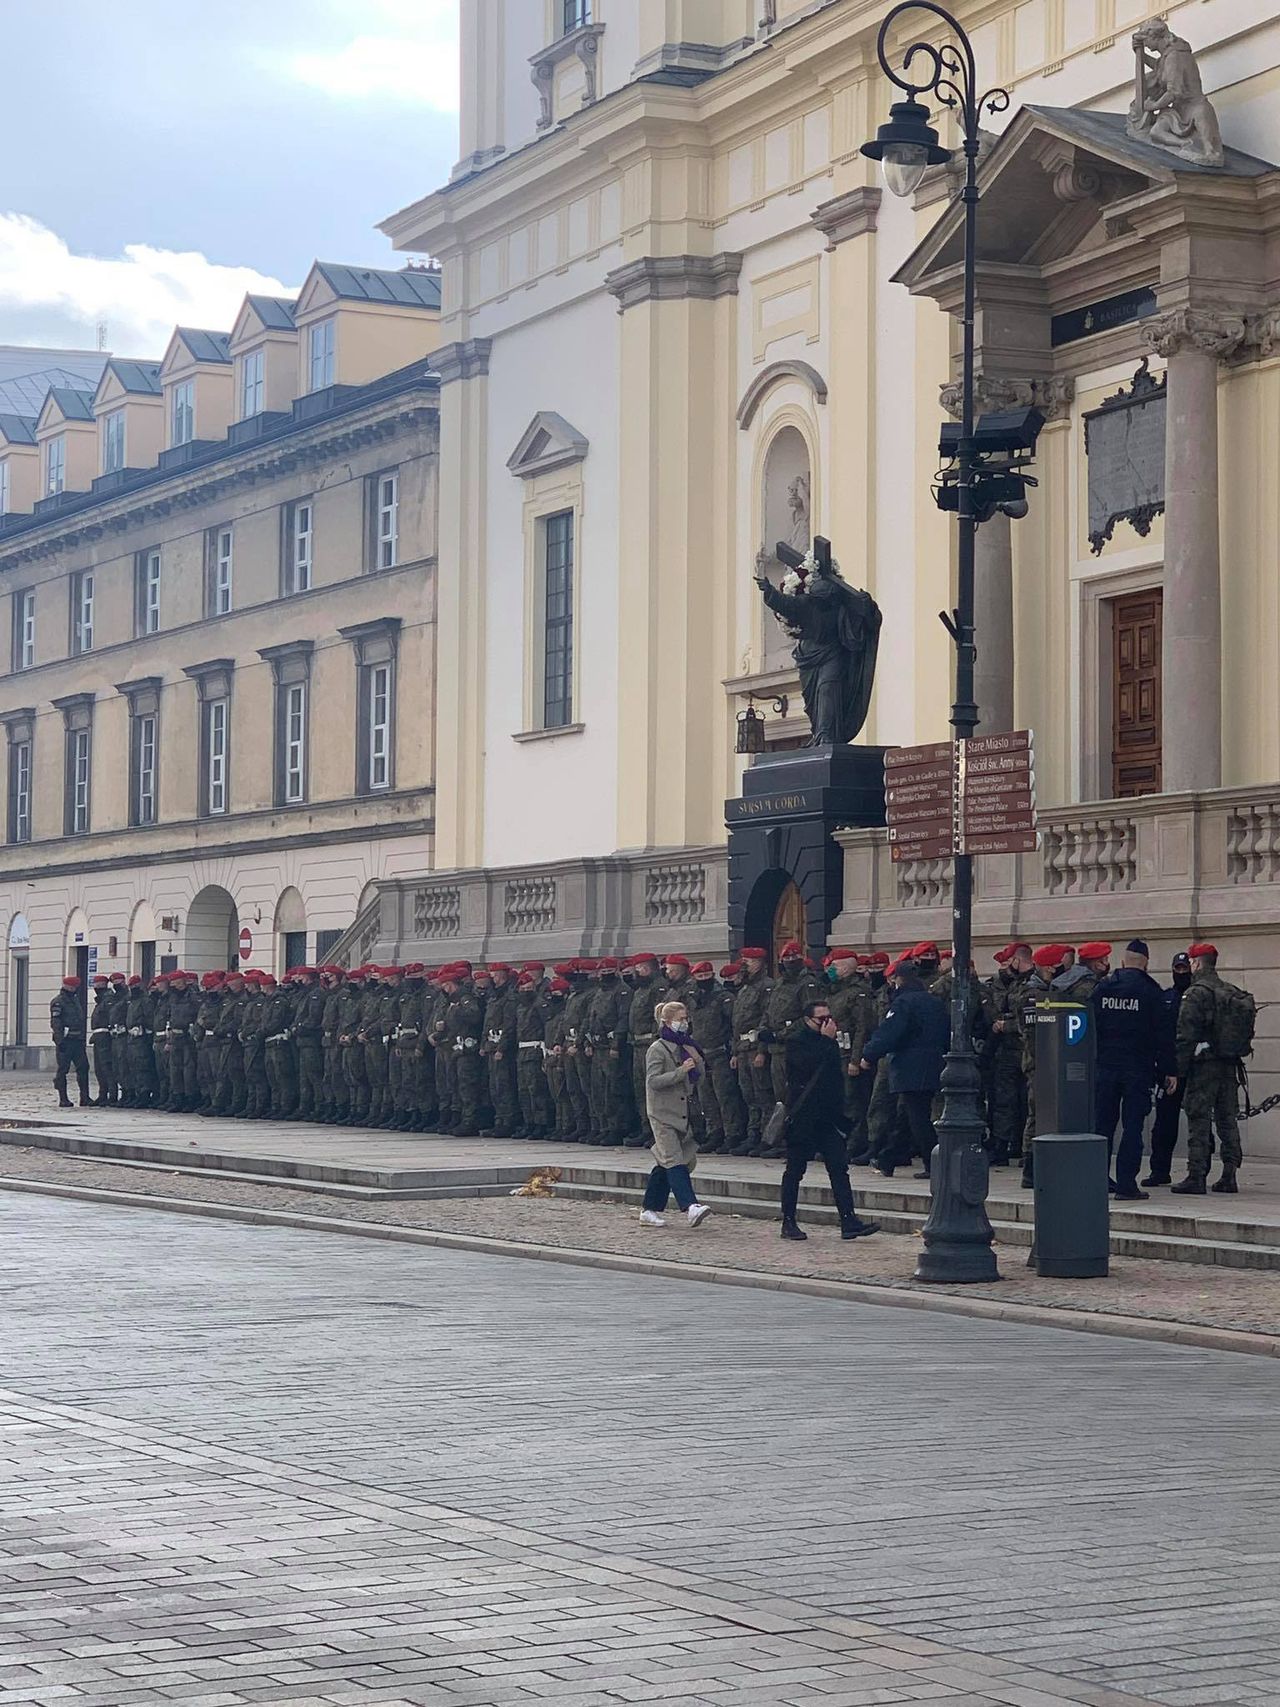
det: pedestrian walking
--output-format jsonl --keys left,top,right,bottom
{"left": 860, "top": 956, "right": 949, "bottom": 1179}
{"left": 780, "top": 997, "right": 879, "bottom": 1242}
{"left": 1090, "top": 940, "right": 1175, "bottom": 1200}
{"left": 639, "top": 1001, "right": 712, "bottom": 1230}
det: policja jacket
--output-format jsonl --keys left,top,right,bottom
{"left": 862, "top": 977, "right": 950, "bottom": 1094}
{"left": 1091, "top": 966, "right": 1174, "bottom": 1081}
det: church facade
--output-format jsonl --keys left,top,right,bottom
{"left": 376, "top": 0, "right": 1280, "bottom": 1111}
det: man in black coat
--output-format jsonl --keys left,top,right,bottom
{"left": 1143, "top": 951, "right": 1194, "bottom": 1187}
{"left": 860, "top": 958, "right": 950, "bottom": 1178}
{"left": 1091, "top": 938, "right": 1177, "bottom": 1200}
{"left": 780, "top": 998, "right": 879, "bottom": 1242}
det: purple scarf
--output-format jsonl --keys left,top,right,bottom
{"left": 661, "top": 1025, "right": 703, "bottom": 1084}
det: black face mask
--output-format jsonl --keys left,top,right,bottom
{"left": 1173, "top": 971, "right": 1193, "bottom": 992}
{"left": 869, "top": 972, "right": 885, "bottom": 991}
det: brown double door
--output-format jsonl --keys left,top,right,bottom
{"left": 772, "top": 880, "right": 805, "bottom": 971}
{"left": 1111, "top": 589, "right": 1162, "bottom": 798}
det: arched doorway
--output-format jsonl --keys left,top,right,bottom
{"left": 742, "top": 869, "right": 809, "bottom": 973}
{"left": 64, "top": 905, "right": 91, "bottom": 987}
{"left": 185, "top": 884, "right": 238, "bottom": 973}
{"left": 273, "top": 886, "right": 307, "bottom": 974}
{"left": 758, "top": 425, "right": 812, "bottom": 672}
{"left": 7, "top": 913, "right": 29, "bottom": 1048}
{"left": 129, "top": 899, "right": 159, "bottom": 982}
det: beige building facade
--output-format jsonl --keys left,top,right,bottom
{"left": 372, "top": 0, "right": 1280, "bottom": 1129}
{"left": 0, "top": 263, "right": 442, "bottom": 1063}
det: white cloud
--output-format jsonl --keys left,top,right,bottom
{"left": 0, "top": 214, "right": 295, "bottom": 355}
{"left": 280, "top": 0, "right": 459, "bottom": 110}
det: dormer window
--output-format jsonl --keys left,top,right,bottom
{"left": 562, "top": 0, "right": 590, "bottom": 32}
{"left": 45, "top": 434, "right": 65, "bottom": 496}
{"left": 240, "top": 349, "right": 265, "bottom": 418}
{"left": 102, "top": 409, "right": 126, "bottom": 474}
{"left": 172, "top": 380, "right": 195, "bottom": 446}
{"left": 308, "top": 318, "right": 335, "bottom": 392}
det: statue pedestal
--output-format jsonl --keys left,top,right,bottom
{"left": 725, "top": 745, "right": 888, "bottom": 960}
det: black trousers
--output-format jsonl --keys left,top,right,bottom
{"left": 1149, "top": 1081, "right": 1185, "bottom": 1178}
{"left": 781, "top": 1121, "right": 857, "bottom": 1222}
{"left": 899, "top": 1090, "right": 937, "bottom": 1164}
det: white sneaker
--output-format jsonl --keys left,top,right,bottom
{"left": 639, "top": 1209, "right": 666, "bottom": 1228}
{"left": 687, "top": 1204, "right": 712, "bottom": 1229}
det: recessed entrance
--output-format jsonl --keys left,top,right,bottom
{"left": 1110, "top": 589, "right": 1163, "bottom": 798}
{"left": 186, "top": 884, "right": 239, "bottom": 973}
{"left": 772, "top": 880, "right": 805, "bottom": 969}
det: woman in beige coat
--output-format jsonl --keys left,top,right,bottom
{"left": 640, "top": 1000, "right": 712, "bottom": 1229}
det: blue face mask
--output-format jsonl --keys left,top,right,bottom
{"left": 826, "top": 965, "right": 840, "bottom": 983}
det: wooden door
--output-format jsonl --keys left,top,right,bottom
{"left": 1111, "top": 590, "right": 1162, "bottom": 798}
{"left": 772, "top": 880, "right": 805, "bottom": 971}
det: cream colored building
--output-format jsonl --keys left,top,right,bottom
{"left": 371, "top": 1, "right": 1280, "bottom": 1125}
{"left": 0, "top": 262, "right": 442, "bottom": 1063}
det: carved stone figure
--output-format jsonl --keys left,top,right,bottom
{"left": 755, "top": 539, "right": 882, "bottom": 746}
{"left": 787, "top": 473, "right": 811, "bottom": 551}
{"left": 1126, "top": 19, "right": 1224, "bottom": 168}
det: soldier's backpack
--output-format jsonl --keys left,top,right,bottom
{"left": 1213, "top": 981, "right": 1257, "bottom": 1060}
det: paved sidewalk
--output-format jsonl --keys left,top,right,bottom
{"left": 4, "top": 1193, "right": 1279, "bottom": 1707}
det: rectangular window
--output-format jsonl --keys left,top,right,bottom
{"left": 45, "top": 434, "right": 65, "bottom": 495}
{"left": 240, "top": 349, "right": 265, "bottom": 418}
{"left": 542, "top": 511, "right": 574, "bottom": 730}
{"left": 102, "top": 409, "right": 126, "bottom": 473}
{"left": 0, "top": 458, "right": 10, "bottom": 516}
{"left": 205, "top": 698, "right": 228, "bottom": 815}
{"left": 8, "top": 738, "right": 31, "bottom": 844}
{"left": 12, "top": 589, "right": 34, "bottom": 672}
{"left": 376, "top": 471, "right": 398, "bottom": 570}
{"left": 210, "top": 525, "right": 233, "bottom": 615}
{"left": 70, "top": 571, "right": 94, "bottom": 656}
{"left": 562, "top": 0, "right": 590, "bottom": 31}
{"left": 67, "top": 727, "right": 90, "bottom": 835}
{"left": 368, "top": 663, "right": 391, "bottom": 790}
{"left": 284, "top": 500, "right": 313, "bottom": 595}
{"left": 283, "top": 681, "right": 307, "bottom": 803}
{"left": 130, "top": 711, "right": 157, "bottom": 827}
{"left": 171, "top": 380, "right": 195, "bottom": 446}
{"left": 308, "top": 318, "right": 335, "bottom": 391}
{"left": 135, "top": 548, "right": 161, "bottom": 636}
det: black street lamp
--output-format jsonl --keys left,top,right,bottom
{"left": 863, "top": 3, "right": 1009, "bottom": 1284}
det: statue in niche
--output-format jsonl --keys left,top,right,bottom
{"left": 755, "top": 537, "right": 881, "bottom": 746}
{"left": 786, "top": 473, "right": 811, "bottom": 552}
{"left": 1126, "top": 19, "right": 1224, "bottom": 168}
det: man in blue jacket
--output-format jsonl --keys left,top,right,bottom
{"left": 1091, "top": 938, "right": 1177, "bottom": 1200}
{"left": 860, "top": 955, "right": 951, "bottom": 1180}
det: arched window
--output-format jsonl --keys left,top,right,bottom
{"left": 758, "top": 426, "right": 812, "bottom": 671}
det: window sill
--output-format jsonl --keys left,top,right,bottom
{"left": 512, "top": 722, "right": 585, "bottom": 744}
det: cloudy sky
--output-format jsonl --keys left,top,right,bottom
{"left": 0, "top": 0, "right": 459, "bottom": 356}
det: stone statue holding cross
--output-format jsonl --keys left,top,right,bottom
{"left": 755, "top": 537, "right": 882, "bottom": 746}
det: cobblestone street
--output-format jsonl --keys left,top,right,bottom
{"left": 2, "top": 1193, "right": 1279, "bottom": 1706}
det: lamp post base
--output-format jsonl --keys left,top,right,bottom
{"left": 914, "top": 1046, "right": 1000, "bottom": 1284}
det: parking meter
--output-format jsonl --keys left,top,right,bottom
{"left": 1030, "top": 1001, "right": 1109, "bottom": 1279}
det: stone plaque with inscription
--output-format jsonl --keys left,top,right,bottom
{"left": 1083, "top": 360, "right": 1167, "bottom": 554}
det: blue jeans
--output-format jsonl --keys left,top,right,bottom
{"left": 643, "top": 1164, "right": 697, "bottom": 1212}
{"left": 1095, "top": 1066, "right": 1152, "bottom": 1192}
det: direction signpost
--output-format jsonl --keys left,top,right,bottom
{"left": 884, "top": 730, "right": 1038, "bottom": 862}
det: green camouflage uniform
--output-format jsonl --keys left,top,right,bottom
{"left": 982, "top": 968, "right": 1028, "bottom": 1164}
{"left": 1176, "top": 968, "right": 1244, "bottom": 1179}
{"left": 829, "top": 971, "right": 874, "bottom": 1158}
{"left": 293, "top": 977, "right": 326, "bottom": 1121}
{"left": 482, "top": 977, "right": 520, "bottom": 1136}
{"left": 563, "top": 979, "right": 595, "bottom": 1138}
{"left": 515, "top": 986, "right": 553, "bottom": 1136}
{"left": 449, "top": 979, "right": 486, "bottom": 1135}
{"left": 626, "top": 970, "right": 661, "bottom": 1146}
{"left": 89, "top": 983, "right": 114, "bottom": 1104}
{"left": 731, "top": 966, "right": 773, "bottom": 1154}
{"left": 688, "top": 975, "right": 745, "bottom": 1154}
{"left": 543, "top": 994, "right": 574, "bottom": 1136}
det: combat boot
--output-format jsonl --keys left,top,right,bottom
{"left": 841, "top": 1215, "right": 880, "bottom": 1240}
{"left": 780, "top": 1216, "right": 807, "bottom": 1241}
{"left": 1171, "top": 1174, "right": 1207, "bottom": 1195}
{"left": 1211, "top": 1166, "right": 1238, "bottom": 1194}
{"left": 57, "top": 1092, "right": 73, "bottom": 1109}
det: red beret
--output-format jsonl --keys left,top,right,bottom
{"left": 549, "top": 977, "right": 570, "bottom": 994}
{"left": 521, "top": 961, "right": 546, "bottom": 973}
{"left": 61, "top": 975, "right": 81, "bottom": 989}
{"left": 909, "top": 941, "right": 940, "bottom": 959}
{"left": 1077, "top": 941, "right": 1112, "bottom": 962}
{"left": 740, "top": 947, "right": 767, "bottom": 962}
{"left": 517, "top": 974, "right": 536, "bottom": 989}
{"left": 109, "top": 972, "right": 126, "bottom": 983}
{"left": 691, "top": 960, "right": 714, "bottom": 976}
{"left": 993, "top": 946, "right": 1014, "bottom": 965}
{"left": 779, "top": 940, "right": 804, "bottom": 959}
{"left": 405, "top": 963, "right": 425, "bottom": 975}
{"left": 1188, "top": 942, "right": 1217, "bottom": 958}
{"left": 864, "top": 951, "right": 891, "bottom": 968}
{"left": 828, "top": 947, "right": 858, "bottom": 961}
{"left": 663, "top": 953, "right": 690, "bottom": 968}
{"left": 720, "top": 963, "right": 741, "bottom": 978}
{"left": 598, "top": 957, "right": 620, "bottom": 972}
{"left": 127, "top": 975, "right": 142, "bottom": 986}
{"left": 553, "top": 962, "right": 576, "bottom": 977}
{"left": 1033, "top": 943, "right": 1070, "bottom": 971}
{"left": 91, "top": 974, "right": 109, "bottom": 985}
{"left": 632, "top": 951, "right": 659, "bottom": 966}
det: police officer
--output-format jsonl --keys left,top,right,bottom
{"left": 1174, "top": 942, "right": 1249, "bottom": 1195}
{"left": 88, "top": 974, "right": 114, "bottom": 1105}
{"left": 1144, "top": 951, "right": 1194, "bottom": 1187}
{"left": 50, "top": 974, "right": 91, "bottom": 1107}
{"left": 1091, "top": 939, "right": 1175, "bottom": 1200}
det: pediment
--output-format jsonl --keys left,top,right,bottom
{"left": 896, "top": 106, "right": 1279, "bottom": 296}
{"left": 506, "top": 411, "right": 588, "bottom": 479}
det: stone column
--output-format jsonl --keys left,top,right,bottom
{"left": 939, "top": 375, "right": 1073, "bottom": 737}
{"left": 1142, "top": 310, "right": 1244, "bottom": 794}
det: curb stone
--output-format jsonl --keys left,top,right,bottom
{"left": 1, "top": 1172, "right": 1276, "bottom": 1360}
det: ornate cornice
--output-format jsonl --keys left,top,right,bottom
{"left": 811, "top": 187, "right": 881, "bottom": 251}
{"left": 530, "top": 23, "right": 604, "bottom": 130}
{"left": 737, "top": 360, "right": 828, "bottom": 429}
{"left": 605, "top": 253, "right": 743, "bottom": 313}
{"left": 431, "top": 338, "right": 493, "bottom": 385}
{"left": 939, "top": 374, "right": 1076, "bottom": 424}
{"left": 1247, "top": 308, "right": 1280, "bottom": 360}
{"left": 0, "top": 394, "right": 438, "bottom": 570}
{"left": 1141, "top": 308, "right": 1246, "bottom": 360}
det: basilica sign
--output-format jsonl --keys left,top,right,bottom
{"left": 1083, "top": 359, "right": 1167, "bottom": 554}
